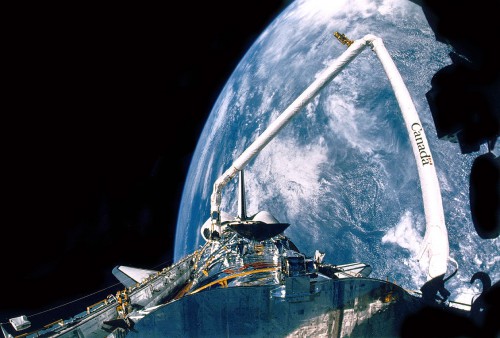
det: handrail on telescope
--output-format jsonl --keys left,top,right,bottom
{"left": 209, "top": 33, "right": 449, "bottom": 281}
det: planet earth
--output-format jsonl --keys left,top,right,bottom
{"left": 174, "top": 0, "right": 498, "bottom": 304}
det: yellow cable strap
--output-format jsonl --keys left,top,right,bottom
{"left": 188, "top": 267, "right": 278, "bottom": 295}
{"left": 193, "top": 242, "right": 210, "bottom": 269}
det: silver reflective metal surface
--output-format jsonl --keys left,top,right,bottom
{"left": 123, "top": 229, "right": 431, "bottom": 337}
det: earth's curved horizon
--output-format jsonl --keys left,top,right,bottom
{"left": 174, "top": 0, "right": 498, "bottom": 304}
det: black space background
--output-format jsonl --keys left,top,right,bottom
{"left": 2, "top": 0, "right": 498, "bottom": 331}
{"left": 2, "top": 1, "right": 290, "bottom": 322}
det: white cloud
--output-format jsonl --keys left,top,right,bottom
{"left": 246, "top": 135, "right": 328, "bottom": 218}
{"left": 382, "top": 210, "right": 423, "bottom": 254}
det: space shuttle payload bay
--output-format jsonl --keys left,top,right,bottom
{"left": 1, "top": 33, "right": 469, "bottom": 338}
